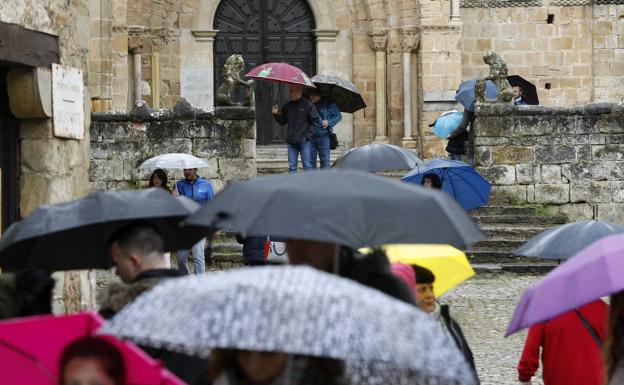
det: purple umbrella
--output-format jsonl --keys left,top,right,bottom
{"left": 507, "top": 233, "right": 624, "bottom": 336}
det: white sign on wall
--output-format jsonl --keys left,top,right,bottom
{"left": 52, "top": 64, "right": 85, "bottom": 139}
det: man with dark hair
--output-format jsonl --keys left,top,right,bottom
{"left": 100, "top": 222, "right": 182, "bottom": 318}
{"left": 412, "top": 265, "right": 479, "bottom": 382}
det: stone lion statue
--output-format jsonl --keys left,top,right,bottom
{"left": 215, "top": 54, "right": 254, "bottom": 107}
{"left": 475, "top": 50, "right": 513, "bottom": 104}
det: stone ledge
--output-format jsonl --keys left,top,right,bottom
{"left": 92, "top": 98, "right": 256, "bottom": 123}
{"left": 461, "top": 0, "right": 624, "bottom": 7}
{"left": 476, "top": 102, "right": 618, "bottom": 117}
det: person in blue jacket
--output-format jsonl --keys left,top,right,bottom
{"left": 307, "top": 89, "right": 342, "bottom": 169}
{"left": 175, "top": 168, "right": 214, "bottom": 274}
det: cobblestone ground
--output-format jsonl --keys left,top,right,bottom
{"left": 442, "top": 273, "right": 543, "bottom": 385}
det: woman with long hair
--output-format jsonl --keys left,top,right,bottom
{"left": 148, "top": 169, "right": 172, "bottom": 193}
{"left": 606, "top": 291, "right": 624, "bottom": 384}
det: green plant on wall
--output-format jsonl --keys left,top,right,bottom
{"left": 126, "top": 176, "right": 142, "bottom": 189}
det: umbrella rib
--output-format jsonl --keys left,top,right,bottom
{"left": 0, "top": 339, "right": 55, "bottom": 383}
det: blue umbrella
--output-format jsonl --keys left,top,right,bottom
{"left": 432, "top": 111, "right": 463, "bottom": 139}
{"left": 402, "top": 158, "right": 491, "bottom": 211}
{"left": 455, "top": 78, "right": 499, "bottom": 112}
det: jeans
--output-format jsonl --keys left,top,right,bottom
{"left": 176, "top": 238, "right": 206, "bottom": 274}
{"left": 287, "top": 139, "right": 312, "bottom": 173}
{"left": 310, "top": 135, "right": 331, "bottom": 169}
{"left": 448, "top": 152, "right": 462, "bottom": 161}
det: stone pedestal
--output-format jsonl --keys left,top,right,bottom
{"left": 369, "top": 32, "right": 388, "bottom": 144}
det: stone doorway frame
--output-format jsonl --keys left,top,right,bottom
{"left": 182, "top": 0, "right": 354, "bottom": 149}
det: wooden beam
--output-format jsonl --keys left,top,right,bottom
{"left": 0, "top": 22, "right": 59, "bottom": 68}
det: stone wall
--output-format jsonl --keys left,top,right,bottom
{"left": 474, "top": 102, "right": 624, "bottom": 222}
{"left": 90, "top": 100, "right": 256, "bottom": 192}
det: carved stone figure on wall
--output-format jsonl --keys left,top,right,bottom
{"left": 475, "top": 51, "right": 513, "bottom": 104}
{"left": 215, "top": 54, "right": 254, "bottom": 107}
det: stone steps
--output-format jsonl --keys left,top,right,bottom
{"left": 256, "top": 144, "right": 345, "bottom": 175}
{"left": 471, "top": 206, "right": 547, "bottom": 216}
{"left": 473, "top": 214, "right": 567, "bottom": 226}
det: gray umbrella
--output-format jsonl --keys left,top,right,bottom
{"left": 514, "top": 220, "right": 624, "bottom": 259}
{"left": 101, "top": 265, "right": 476, "bottom": 385}
{"left": 311, "top": 74, "right": 366, "bottom": 113}
{"left": 0, "top": 188, "right": 205, "bottom": 272}
{"left": 184, "top": 170, "right": 484, "bottom": 249}
{"left": 332, "top": 143, "right": 424, "bottom": 173}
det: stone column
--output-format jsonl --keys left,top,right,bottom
{"left": 451, "top": 0, "right": 462, "bottom": 22}
{"left": 128, "top": 26, "right": 144, "bottom": 103}
{"left": 369, "top": 32, "right": 388, "bottom": 143}
{"left": 401, "top": 29, "right": 420, "bottom": 149}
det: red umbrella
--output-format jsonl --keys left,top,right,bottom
{"left": 245, "top": 62, "right": 315, "bottom": 88}
{"left": 0, "top": 312, "right": 185, "bottom": 385}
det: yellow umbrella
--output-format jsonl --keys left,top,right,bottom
{"left": 382, "top": 244, "right": 475, "bottom": 297}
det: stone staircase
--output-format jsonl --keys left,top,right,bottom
{"left": 467, "top": 206, "right": 568, "bottom": 274}
{"left": 257, "top": 144, "right": 346, "bottom": 175}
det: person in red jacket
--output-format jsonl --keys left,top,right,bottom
{"left": 517, "top": 299, "right": 608, "bottom": 385}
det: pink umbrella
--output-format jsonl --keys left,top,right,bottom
{"left": 245, "top": 62, "right": 316, "bottom": 88}
{"left": 0, "top": 312, "right": 186, "bottom": 385}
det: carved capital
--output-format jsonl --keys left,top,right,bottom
{"left": 128, "top": 26, "right": 146, "bottom": 53}
{"left": 400, "top": 29, "right": 420, "bottom": 52}
{"left": 368, "top": 32, "right": 388, "bottom": 51}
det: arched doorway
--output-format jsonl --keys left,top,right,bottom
{"left": 214, "top": 0, "right": 316, "bottom": 144}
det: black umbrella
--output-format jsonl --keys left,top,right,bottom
{"left": 507, "top": 75, "right": 539, "bottom": 105}
{"left": 311, "top": 74, "right": 367, "bottom": 113}
{"left": 515, "top": 220, "right": 624, "bottom": 260}
{"left": 333, "top": 143, "right": 424, "bottom": 173}
{"left": 0, "top": 189, "right": 205, "bottom": 272}
{"left": 184, "top": 170, "right": 484, "bottom": 249}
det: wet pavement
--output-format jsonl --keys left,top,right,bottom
{"left": 443, "top": 273, "right": 543, "bottom": 385}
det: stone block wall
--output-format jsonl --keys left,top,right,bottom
{"left": 90, "top": 100, "right": 257, "bottom": 193}
{"left": 474, "top": 102, "right": 624, "bottom": 222}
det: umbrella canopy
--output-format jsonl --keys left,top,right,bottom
{"left": 0, "top": 312, "right": 184, "bottom": 385}
{"left": 138, "top": 153, "right": 211, "bottom": 170}
{"left": 432, "top": 110, "right": 463, "bottom": 139}
{"left": 402, "top": 158, "right": 492, "bottom": 211}
{"left": 245, "top": 62, "right": 315, "bottom": 88}
{"left": 507, "top": 233, "right": 624, "bottom": 335}
{"left": 184, "top": 169, "right": 485, "bottom": 249}
{"left": 0, "top": 188, "right": 204, "bottom": 272}
{"left": 310, "top": 74, "right": 366, "bottom": 113}
{"left": 455, "top": 78, "right": 499, "bottom": 112}
{"left": 332, "top": 143, "right": 424, "bottom": 173}
{"left": 383, "top": 244, "right": 475, "bottom": 297}
{"left": 102, "top": 265, "right": 477, "bottom": 385}
{"left": 507, "top": 75, "right": 539, "bottom": 105}
{"left": 515, "top": 220, "right": 624, "bottom": 260}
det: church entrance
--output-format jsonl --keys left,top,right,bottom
{"left": 214, "top": 0, "right": 316, "bottom": 144}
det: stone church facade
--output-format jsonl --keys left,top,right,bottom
{"left": 82, "top": 0, "right": 624, "bottom": 157}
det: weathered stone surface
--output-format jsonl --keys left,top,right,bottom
{"left": 512, "top": 116, "right": 548, "bottom": 136}
{"left": 474, "top": 137, "right": 510, "bottom": 146}
{"left": 612, "top": 182, "right": 624, "bottom": 203}
{"left": 172, "top": 97, "right": 195, "bottom": 119}
{"left": 592, "top": 162, "right": 624, "bottom": 180}
{"left": 516, "top": 163, "right": 540, "bottom": 185}
{"left": 535, "top": 146, "right": 576, "bottom": 164}
{"left": 597, "top": 204, "right": 624, "bottom": 224}
{"left": 562, "top": 162, "right": 592, "bottom": 180}
{"left": 570, "top": 180, "right": 612, "bottom": 203}
{"left": 492, "top": 146, "right": 534, "bottom": 164}
{"left": 534, "top": 184, "right": 570, "bottom": 204}
{"left": 90, "top": 159, "right": 124, "bottom": 181}
{"left": 548, "top": 203, "right": 595, "bottom": 222}
{"left": 218, "top": 158, "right": 257, "bottom": 181}
{"left": 606, "top": 134, "right": 624, "bottom": 144}
{"left": 592, "top": 145, "right": 624, "bottom": 161}
{"left": 21, "top": 139, "right": 67, "bottom": 174}
{"left": 215, "top": 107, "right": 256, "bottom": 120}
{"left": 490, "top": 185, "right": 527, "bottom": 204}
{"left": 475, "top": 146, "right": 492, "bottom": 167}
{"left": 576, "top": 145, "right": 593, "bottom": 162}
{"left": 541, "top": 165, "right": 562, "bottom": 183}
{"left": 475, "top": 116, "right": 514, "bottom": 137}
{"left": 597, "top": 115, "right": 624, "bottom": 134}
{"left": 477, "top": 165, "right": 516, "bottom": 185}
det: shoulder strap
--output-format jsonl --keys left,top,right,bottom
{"left": 575, "top": 309, "right": 603, "bottom": 349}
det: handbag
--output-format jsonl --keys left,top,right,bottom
{"left": 329, "top": 132, "right": 339, "bottom": 150}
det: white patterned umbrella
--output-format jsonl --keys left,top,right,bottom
{"left": 138, "top": 153, "right": 210, "bottom": 170}
{"left": 101, "top": 266, "right": 476, "bottom": 385}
